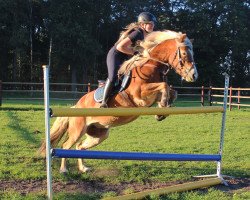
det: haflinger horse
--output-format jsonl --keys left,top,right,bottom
{"left": 40, "top": 30, "right": 198, "bottom": 173}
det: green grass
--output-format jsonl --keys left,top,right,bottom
{"left": 0, "top": 100, "right": 249, "bottom": 199}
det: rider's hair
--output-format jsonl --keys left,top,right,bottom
{"left": 115, "top": 22, "right": 140, "bottom": 46}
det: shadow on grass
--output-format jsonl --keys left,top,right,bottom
{"left": 0, "top": 107, "right": 44, "bottom": 111}
{"left": 51, "top": 161, "right": 250, "bottom": 182}
{"left": 6, "top": 111, "right": 39, "bottom": 143}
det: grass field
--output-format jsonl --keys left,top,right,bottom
{"left": 0, "top": 99, "right": 249, "bottom": 199}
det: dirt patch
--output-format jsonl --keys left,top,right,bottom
{"left": 0, "top": 177, "right": 249, "bottom": 196}
{"left": 94, "top": 168, "right": 120, "bottom": 178}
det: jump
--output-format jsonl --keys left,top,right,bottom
{"left": 39, "top": 30, "right": 198, "bottom": 173}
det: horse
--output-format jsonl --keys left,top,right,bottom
{"left": 39, "top": 30, "right": 198, "bottom": 173}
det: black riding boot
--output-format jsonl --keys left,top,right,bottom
{"left": 100, "top": 79, "right": 113, "bottom": 108}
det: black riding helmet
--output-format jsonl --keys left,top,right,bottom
{"left": 138, "top": 12, "right": 157, "bottom": 24}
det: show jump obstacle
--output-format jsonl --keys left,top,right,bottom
{"left": 43, "top": 65, "right": 229, "bottom": 200}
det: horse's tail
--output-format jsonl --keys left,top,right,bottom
{"left": 39, "top": 116, "right": 69, "bottom": 157}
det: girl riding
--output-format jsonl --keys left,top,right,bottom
{"left": 100, "top": 12, "right": 157, "bottom": 107}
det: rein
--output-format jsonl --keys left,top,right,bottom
{"left": 143, "top": 50, "right": 172, "bottom": 68}
{"left": 141, "top": 39, "right": 191, "bottom": 77}
{"left": 142, "top": 50, "right": 171, "bottom": 76}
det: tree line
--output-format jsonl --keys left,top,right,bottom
{"left": 0, "top": 0, "right": 249, "bottom": 88}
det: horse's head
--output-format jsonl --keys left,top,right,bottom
{"left": 172, "top": 34, "right": 198, "bottom": 82}
{"left": 141, "top": 31, "right": 198, "bottom": 82}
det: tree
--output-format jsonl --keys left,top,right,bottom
{"left": 0, "top": 0, "right": 249, "bottom": 88}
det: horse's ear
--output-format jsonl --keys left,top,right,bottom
{"left": 190, "top": 39, "right": 194, "bottom": 43}
{"left": 179, "top": 34, "right": 187, "bottom": 42}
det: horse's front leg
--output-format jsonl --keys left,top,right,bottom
{"left": 141, "top": 82, "right": 170, "bottom": 106}
{"left": 168, "top": 88, "right": 178, "bottom": 106}
{"left": 155, "top": 88, "right": 170, "bottom": 121}
{"left": 156, "top": 87, "right": 178, "bottom": 121}
{"left": 131, "top": 86, "right": 147, "bottom": 107}
{"left": 141, "top": 82, "right": 170, "bottom": 121}
{"left": 155, "top": 94, "right": 169, "bottom": 121}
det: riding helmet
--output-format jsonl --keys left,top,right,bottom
{"left": 138, "top": 12, "right": 157, "bottom": 24}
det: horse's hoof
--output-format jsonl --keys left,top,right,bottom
{"left": 133, "top": 98, "right": 146, "bottom": 107}
{"left": 79, "top": 167, "right": 91, "bottom": 173}
{"left": 59, "top": 169, "right": 68, "bottom": 174}
{"left": 155, "top": 115, "right": 168, "bottom": 121}
{"left": 138, "top": 100, "right": 146, "bottom": 107}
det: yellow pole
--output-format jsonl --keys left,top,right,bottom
{"left": 51, "top": 106, "right": 223, "bottom": 117}
{"left": 102, "top": 178, "right": 222, "bottom": 200}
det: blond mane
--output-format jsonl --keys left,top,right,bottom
{"left": 119, "top": 30, "right": 192, "bottom": 76}
{"left": 140, "top": 30, "right": 184, "bottom": 50}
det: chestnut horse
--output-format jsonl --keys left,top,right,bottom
{"left": 40, "top": 30, "right": 198, "bottom": 173}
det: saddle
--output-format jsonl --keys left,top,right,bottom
{"left": 94, "top": 71, "right": 131, "bottom": 103}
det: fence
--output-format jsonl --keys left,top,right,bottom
{"left": 0, "top": 81, "right": 249, "bottom": 109}
{"left": 210, "top": 87, "right": 250, "bottom": 110}
{"left": 0, "top": 81, "right": 95, "bottom": 105}
{"left": 171, "top": 85, "right": 209, "bottom": 106}
{"left": 0, "top": 82, "right": 211, "bottom": 106}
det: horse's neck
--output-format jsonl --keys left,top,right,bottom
{"left": 148, "top": 39, "right": 176, "bottom": 63}
{"left": 131, "top": 62, "right": 162, "bottom": 82}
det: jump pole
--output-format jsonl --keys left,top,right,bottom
{"left": 102, "top": 178, "right": 222, "bottom": 200}
{"left": 50, "top": 106, "right": 223, "bottom": 117}
{"left": 52, "top": 149, "right": 221, "bottom": 161}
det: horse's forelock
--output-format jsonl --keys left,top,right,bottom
{"left": 180, "top": 38, "right": 193, "bottom": 51}
{"left": 178, "top": 38, "right": 194, "bottom": 60}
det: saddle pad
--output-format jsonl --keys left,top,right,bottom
{"left": 94, "top": 86, "right": 104, "bottom": 103}
{"left": 93, "top": 72, "right": 131, "bottom": 103}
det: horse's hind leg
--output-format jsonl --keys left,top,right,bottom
{"left": 60, "top": 138, "right": 77, "bottom": 173}
{"left": 76, "top": 127, "right": 109, "bottom": 173}
{"left": 60, "top": 117, "right": 87, "bottom": 173}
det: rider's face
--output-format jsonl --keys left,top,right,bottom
{"left": 142, "top": 22, "right": 155, "bottom": 33}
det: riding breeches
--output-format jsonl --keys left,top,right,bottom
{"left": 106, "top": 46, "right": 129, "bottom": 83}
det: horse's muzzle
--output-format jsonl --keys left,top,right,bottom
{"left": 184, "top": 64, "right": 198, "bottom": 82}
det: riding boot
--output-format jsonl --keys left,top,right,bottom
{"left": 100, "top": 79, "right": 113, "bottom": 108}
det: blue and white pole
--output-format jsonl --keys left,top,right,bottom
{"left": 43, "top": 65, "right": 52, "bottom": 200}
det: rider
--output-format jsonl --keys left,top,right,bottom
{"left": 100, "top": 12, "right": 157, "bottom": 108}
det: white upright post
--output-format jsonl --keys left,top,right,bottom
{"left": 43, "top": 65, "right": 53, "bottom": 199}
{"left": 193, "top": 74, "right": 229, "bottom": 181}
{"left": 217, "top": 73, "right": 229, "bottom": 180}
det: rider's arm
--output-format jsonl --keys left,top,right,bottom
{"left": 116, "top": 37, "right": 134, "bottom": 55}
{"left": 116, "top": 29, "right": 144, "bottom": 56}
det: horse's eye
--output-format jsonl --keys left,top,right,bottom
{"left": 182, "top": 52, "right": 187, "bottom": 56}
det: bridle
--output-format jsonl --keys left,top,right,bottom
{"left": 141, "top": 39, "right": 193, "bottom": 77}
